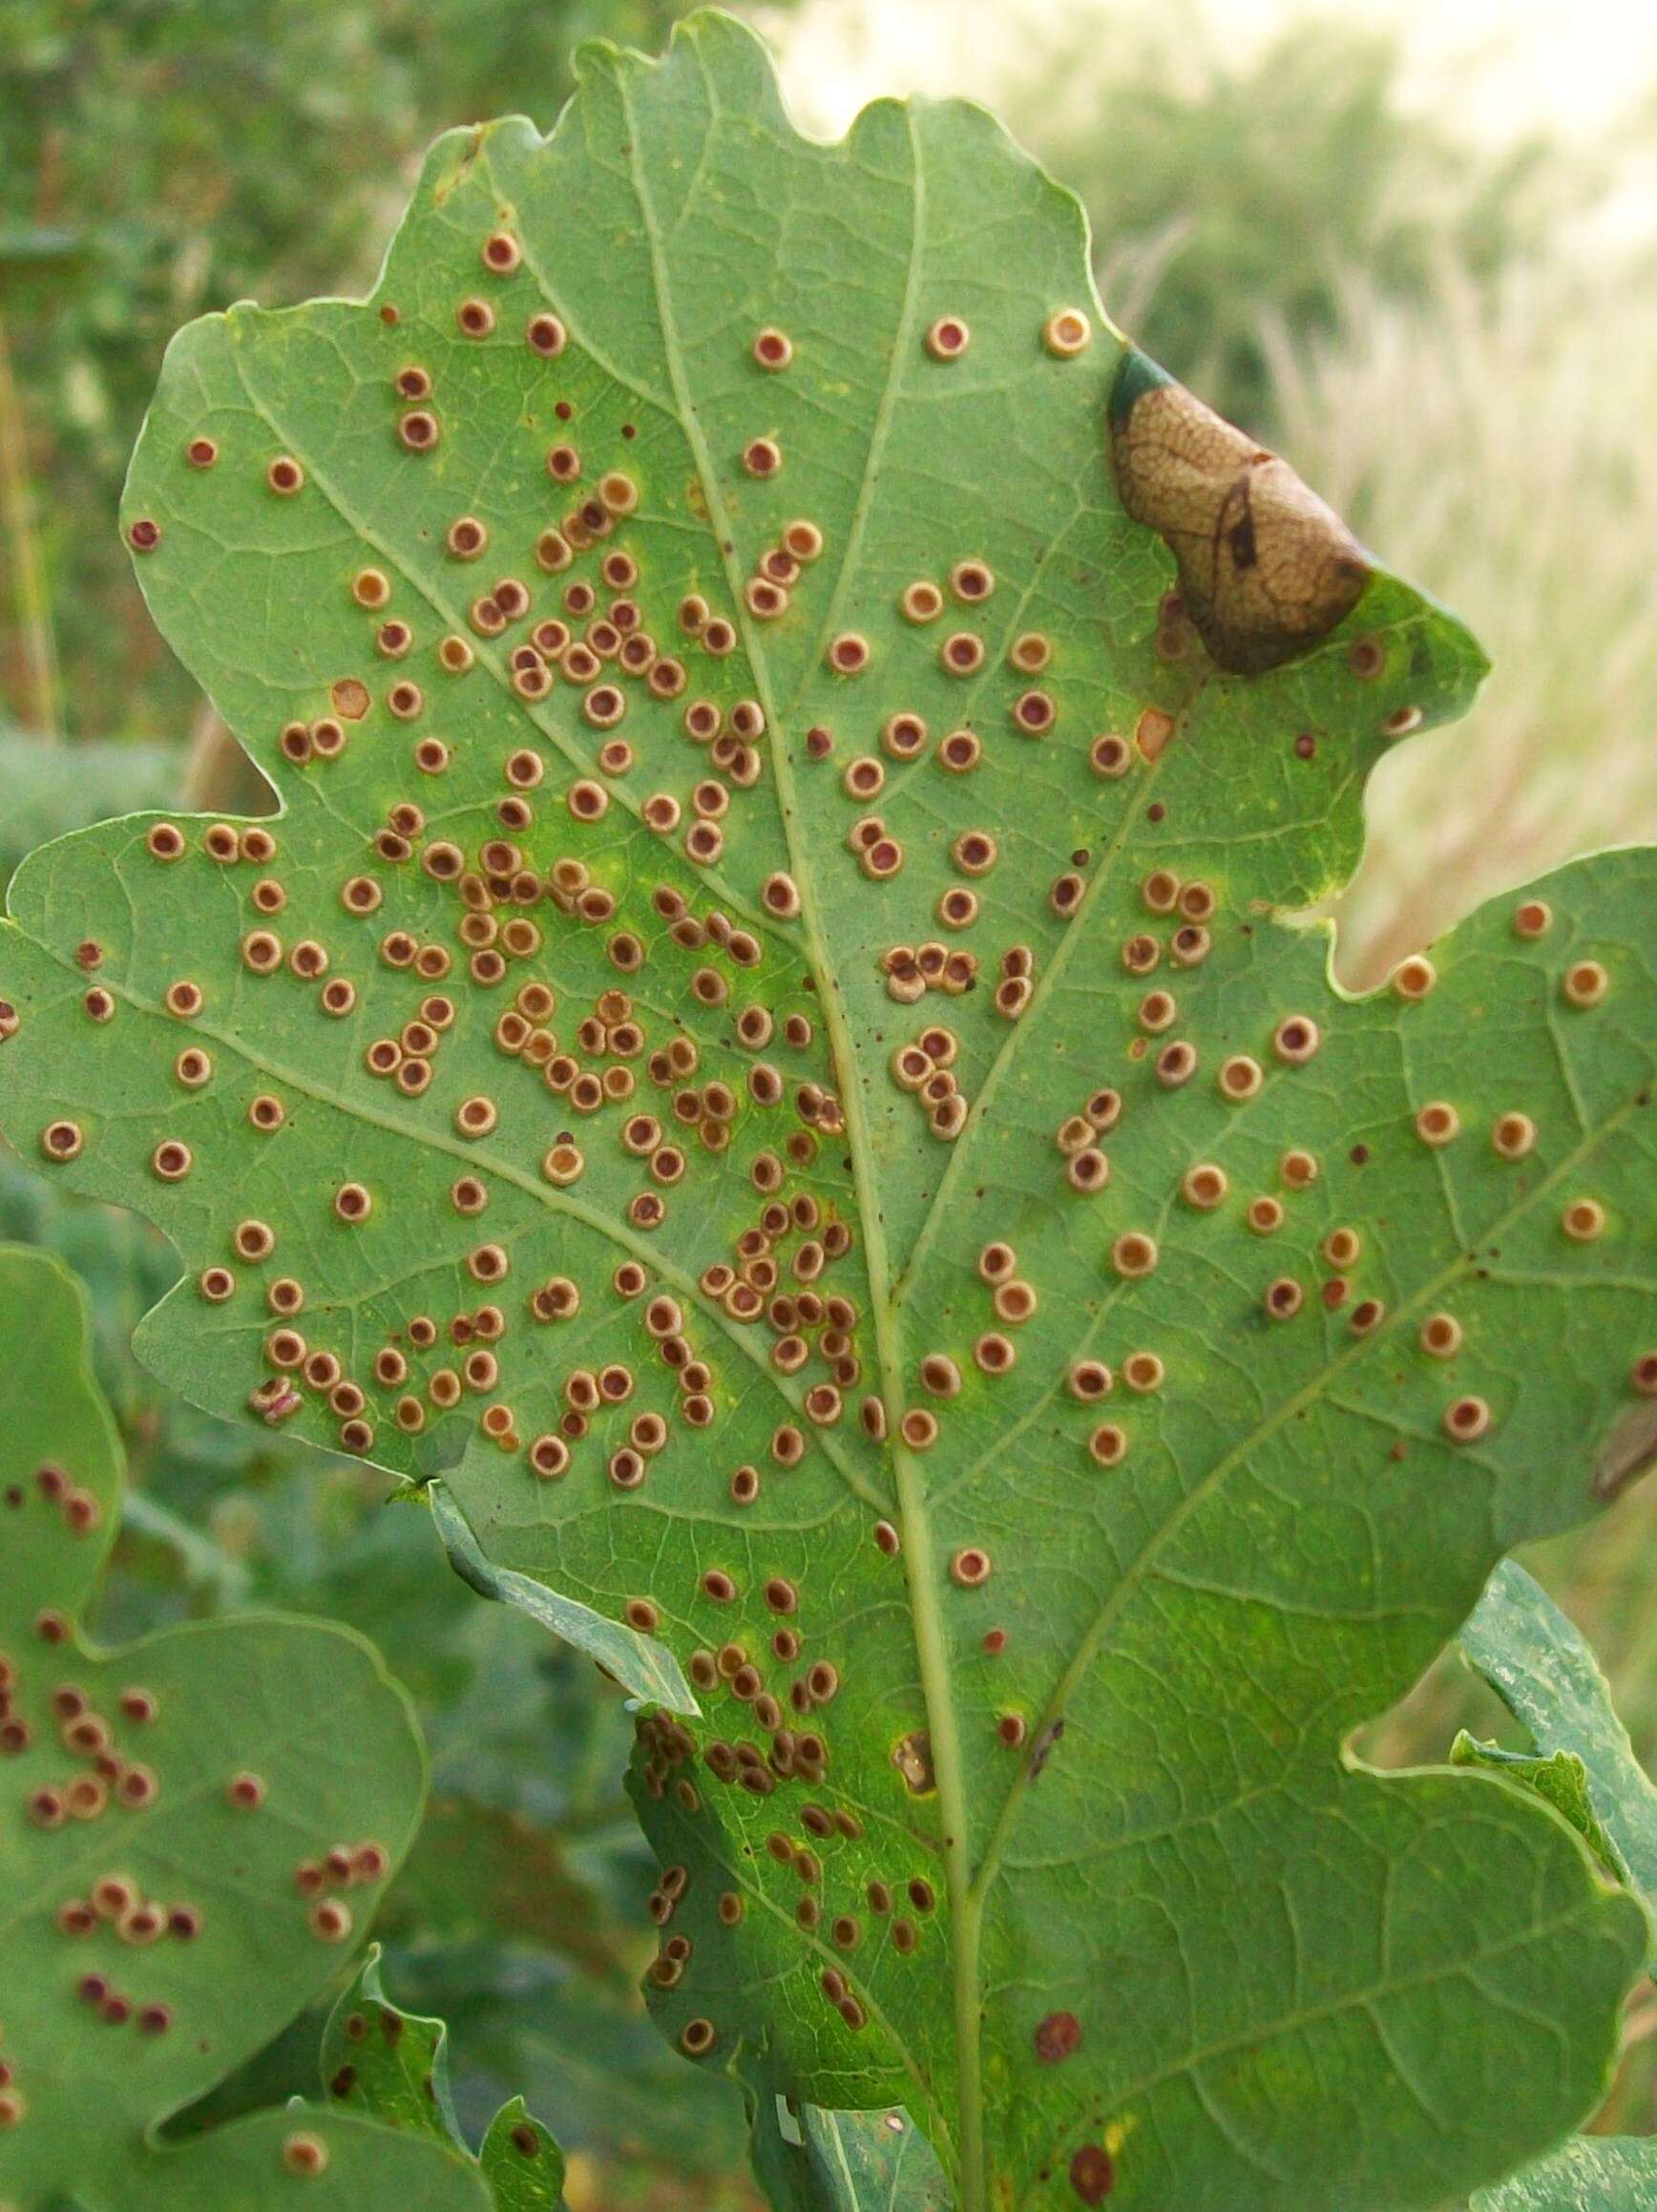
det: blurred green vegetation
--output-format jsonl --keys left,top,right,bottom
{"left": 2, "top": 0, "right": 1654, "bottom": 2198}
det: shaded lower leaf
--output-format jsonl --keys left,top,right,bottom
{"left": 793, "top": 2105, "right": 951, "bottom": 2212}
{"left": 322, "top": 1947, "right": 565, "bottom": 2205}
{"left": 479, "top": 2096, "right": 567, "bottom": 2210}
{"left": 1454, "top": 1562, "right": 1657, "bottom": 2212}
{"left": 0, "top": 1247, "right": 477, "bottom": 2209}
{"left": 745, "top": 2043, "right": 950, "bottom": 2212}
{"left": 322, "top": 1946, "right": 461, "bottom": 2144}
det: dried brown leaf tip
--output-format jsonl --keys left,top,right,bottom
{"left": 1107, "top": 348, "right": 1369, "bottom": 674}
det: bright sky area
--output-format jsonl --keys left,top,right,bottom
{"left": 760, "top": 0, "right": 1657, "bottom": 142}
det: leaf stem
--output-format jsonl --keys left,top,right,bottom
{"left": 615, "top": 61, "right": 981, "bottom": 2198}
{"left": 0, "top": 307, "right": 64, "bottom": 740}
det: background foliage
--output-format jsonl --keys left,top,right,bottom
{"left": 2, "top": 1, "right": 1654, "bottom": 2201}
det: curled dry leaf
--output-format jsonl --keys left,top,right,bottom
{"left": 1107, "top": 348, "right": 1370, "bottom": 673}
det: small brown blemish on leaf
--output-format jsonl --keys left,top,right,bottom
{"left": 1444, "top": 1395, "right": 1492, "bottom": 1443}
{"left": 1135, "top": 708, "right": 1175, "bottom": 762}
{"left": 1109, "top": 349, "right": 1369, "bottom": 673}
{"left": 1563, "top": 959, "right": 1609, "bottom": 1008}
{"left": 1563, "top": 1197, "right": 1606, "bottom": 1242}
{"left": 1069, "top": 2143, "right": 1115, "bottom": 2202}
{"left": 891, "top": 1729, "right": 934, "bottom": 1794}
{"left": 1035, "top": 2011, "right": 1082, "bottom": 2062}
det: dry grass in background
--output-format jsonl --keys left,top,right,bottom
{"left": 1275, "top": 258, "right": 1657, "bottom": 982}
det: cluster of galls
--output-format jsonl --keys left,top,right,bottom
{"left": 294, "top": 1834, "right": 389, "bottom": 1947}
{"left": 635, "top": 1685, "right": 940, "bottom": 2058}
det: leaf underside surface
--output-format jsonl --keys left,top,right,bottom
{"left": 1471, "top": 2135, "right": 1657, "bottom": 2212}
{"left": 1, "top": 14, "right": 1654, "bottom": 2207}
{"left": 0, "top": 1247, "right": 488, "bottom": 2210}
{"left": 1461, "top": 1560, "right": 1657, "bottom": 1911}
{"left": 1456, "top": 1563, "right": 1657, "bottom": 2204}
{"left": 744, "top": 2044, "right": 951, "bottom": 2212}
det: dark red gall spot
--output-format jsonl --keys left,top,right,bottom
{"left": 1035, "top": 2011, "right": 1082, "bottom": 2062}
{"left": 1070, "top": 2144, "right": 1115, "bottom": 2202}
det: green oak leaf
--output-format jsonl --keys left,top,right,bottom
{"left": 0, "top": 1145, "right": 338, "bottom": 1559}
{"left": 322, "top": 1945, "right": 565, "bottom": 2205}
{"left": 1470, "top": 2136, "right": 1657, "bottom": 2211}
{"left": 0, "top": 13, "right": 1654, "bottom": 2208}
{"left": 783, "top": 2105, "right": 951, "bottom": 2212}
{"left": 477, "top": 2097, "right": 566, "bottom": 2212}
{"left": 322, "top": 1945, "right": 462, "bottom": 2145}
{"left": 1461, "top": 1561, "right": 1657, "bottom": 1910}
{"left": 0, "top": 1245, "right": 486, "bottom": 2211}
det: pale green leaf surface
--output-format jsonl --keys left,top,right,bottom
{"left": 127, "top": 2104, "right": 493, "bottom": 2210}
{"left": 792, "top": 2104, "right": 952, "bottom": 2212}
{"left": 1461, "top": 1561, "right": 1657, "bottom": 1906}
{"left": 1455, "top": 1565, "right": 1657, "bottom": 2209}
{"left": 1448, "top": 1736, "right": 1624, "bottom": 1883}
{"left": 0, "top": 1246, "right": 484, "bottom": 2211}
{"left": 0, "top": 15, "right": 1654, "bottom": 2209}
{"left": 743, "top": 2042, "right": 950, "bottom": 2212}
{"left": 1470, "top": 2135, "right": 1657, "bottom": 2211}
{"left": 321, "top": 1945, "right": 461, "bottom": 2144}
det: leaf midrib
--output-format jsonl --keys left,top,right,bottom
{"left": 617, "top": 57, "right": 987, "bottom": 2204}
